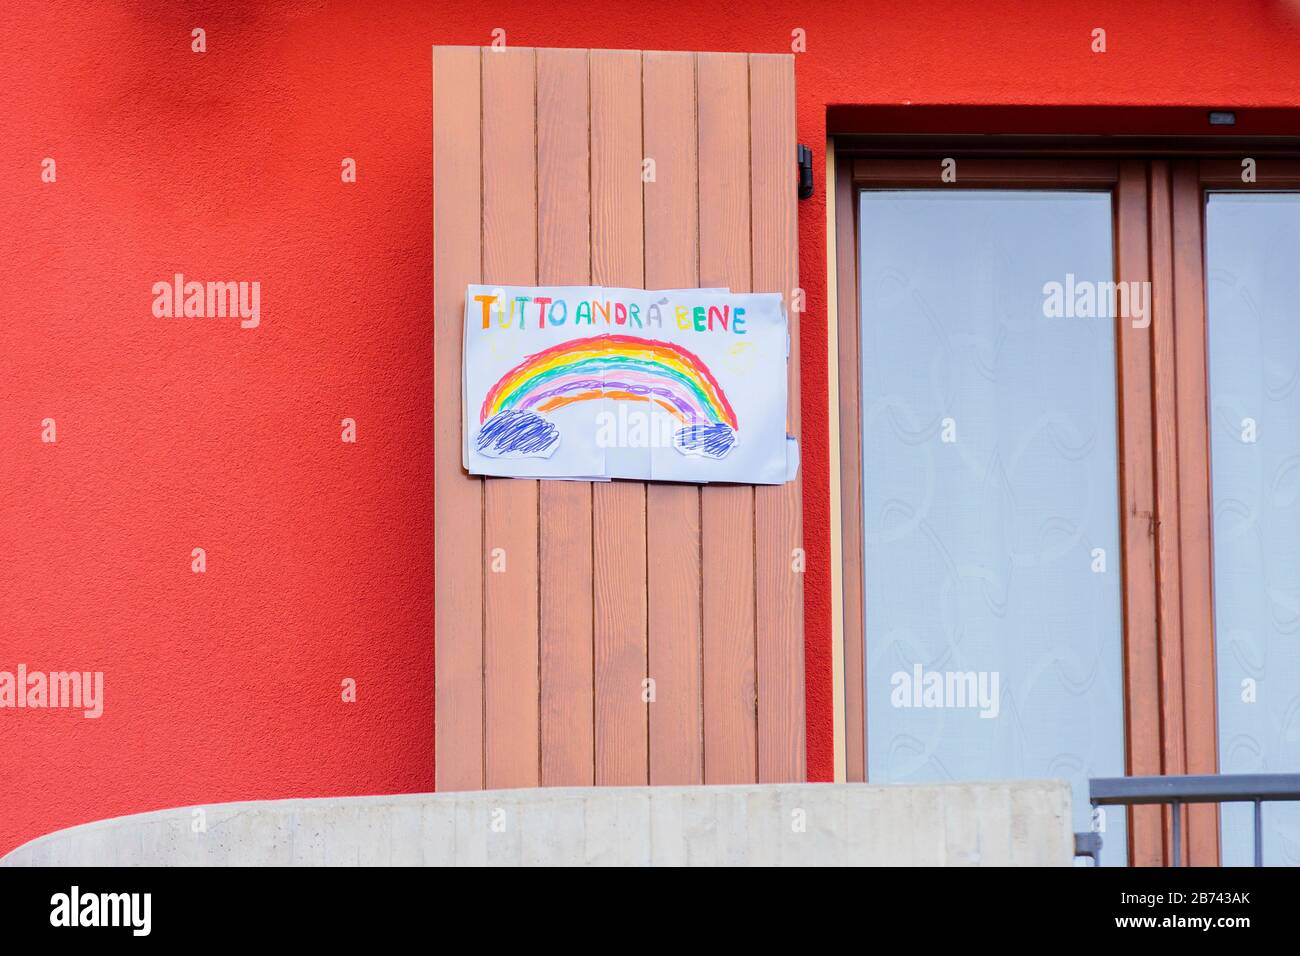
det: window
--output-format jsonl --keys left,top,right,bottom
{"left": 1204, "top": 190, "right": 1300, "bottom": 865}
{"left": 835, "top": 150, "right": 1300, "bottom": 866}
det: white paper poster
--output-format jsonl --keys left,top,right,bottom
{"left": 462, "top": 285, "right": 797, "bottom": 484}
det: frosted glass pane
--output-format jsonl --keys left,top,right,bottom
{"left": 859, "top": 190, "right": 1127, "bottom": 866}
{"left": 1206, "top": 192, "right": 1300, "bottom": 867}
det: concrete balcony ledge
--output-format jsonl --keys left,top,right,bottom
{"left": 1, "top": 780, "right": 1074, "bottom": 867}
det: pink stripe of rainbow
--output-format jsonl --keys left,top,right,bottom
{"left": 480, "top": 334, "right": 738, "bottom": 429}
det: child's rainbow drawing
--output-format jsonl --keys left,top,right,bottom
{"left": 476, "top": 333, "right": 739, "bottom": 460}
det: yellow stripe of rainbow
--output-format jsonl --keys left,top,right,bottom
{"left": 480, "top": 333, "right": 738, "bottom": 430}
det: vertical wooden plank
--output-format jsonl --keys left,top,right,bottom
{"left": 590, "top": 49, "right": 649, "bottom": 786}
{"left": 697, "top": 52, "right": 758, "bottom": 784}
{"left": 481, "top": 47, "right": 540, "bottom": 790}
{"left": 836, "top": 157, "right": 865, "bottom": 783}
{"left": 1116, "top": 160, "right": 1163, "bottom": 865}
{"left": 537, "top": 48, "right": 595, "bottom": 787}
{"left": 750, "top": 53, "right": 805, "bottom": 783}
{"left": 1173, "top": 161, "right": 1220, "bottom": 865}
{"left": 1149, "top": 161, "right": 1189, "bottom": 862}
{"left": 433, "top": 46, "right": 484, "bottom": 791}
{"left": 643, "top": 51, "right": 704, "bottom": 785}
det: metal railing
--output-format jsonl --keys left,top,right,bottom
{"left": 1082, "top": 773, "right": 1300, "bottom": 866}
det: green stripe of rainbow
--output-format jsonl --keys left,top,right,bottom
{"left": 480, "top": 333, "right": 738, "bottom": 430}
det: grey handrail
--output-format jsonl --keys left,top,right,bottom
{"left": 1088, "top": 773, "right": 1300, "bottom": 866}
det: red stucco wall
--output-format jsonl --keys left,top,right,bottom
{"left": 5, "top": 0, "right": 1300, "bottom": 856}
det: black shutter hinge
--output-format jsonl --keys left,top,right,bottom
{"left": 797, "top": 144, "right": 814, "bottom": 200}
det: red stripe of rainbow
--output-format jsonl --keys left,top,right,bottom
{"left": 479, "top": 333, "right": 738, "bottom": 430}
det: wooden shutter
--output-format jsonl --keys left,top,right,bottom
{"left": 433, "top": 46, "right": 804, "bottom": 791}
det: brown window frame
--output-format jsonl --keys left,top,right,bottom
{"left": 833, "top": 141, "right": 1300, "bottom": 866}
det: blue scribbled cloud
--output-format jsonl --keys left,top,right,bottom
{"left": 477, "top": 410, "right": 561, "bottom": 459}
{"left": 673, "top": 422, "right": 736, "bottom": 459}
